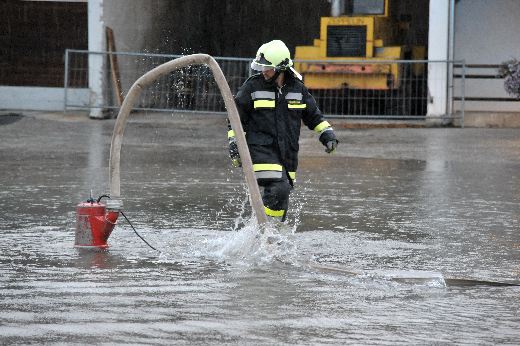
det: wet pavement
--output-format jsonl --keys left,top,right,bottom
{"left": 0, "top": 110, "right": 519, "bottom": 344}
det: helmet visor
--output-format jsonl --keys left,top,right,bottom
{"left": 250, "top": 60, "right": 275, "bottom": 72}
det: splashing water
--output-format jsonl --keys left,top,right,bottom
{"left": 207, "top": 217, "right": 299, "bottom": 267}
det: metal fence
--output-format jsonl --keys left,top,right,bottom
{"left": 64, "top": 49, "right": 464, "bottom": 121}
{"left": 64, "top": 50, "right": 251, "bottom": 113}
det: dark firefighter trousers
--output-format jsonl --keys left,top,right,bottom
{"left": 258, "top": 170, "right": 292, "bottom": 219}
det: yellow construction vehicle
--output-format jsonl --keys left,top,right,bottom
{"left": 294, "top": 0, "right": 426, "bottom": 115}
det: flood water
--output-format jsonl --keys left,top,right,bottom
{"left": 1, "top": 112, "right": 519, "bottom": 344}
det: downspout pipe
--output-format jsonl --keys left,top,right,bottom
{"left": 448, "top": 0, "right": 455, "bottom": 63}
{"left": 446, "top": 0, "right": 456, "bottom": 118}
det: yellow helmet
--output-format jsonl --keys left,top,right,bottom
{"left": 251, "top": 40, "right": 293, "bottom": 72}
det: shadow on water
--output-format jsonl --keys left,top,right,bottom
{"left": 73, "top": 246, "right": 228, "bottom": 276}
{"left": 73, "top": 248, "right": 131, "bottom": 269}
{"left": 306, "top": 260, "right": 520, "bottom": 288}
{"left": 0, "top": 112, "right": 23, "bottom": 126}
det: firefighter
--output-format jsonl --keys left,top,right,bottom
{"left": 228, "top": 39, "right": 338, "bottom": 221}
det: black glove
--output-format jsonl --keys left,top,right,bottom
{"left": 228, "top": 137, "right": 242, "bottom": 167}
{"left": 319, "top": 129, "right": 338, "bottom": 154}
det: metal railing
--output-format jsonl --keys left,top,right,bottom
{"left": 453, "top": 64, "right": 520, "bottom": 102}
{"left": 64, "top": 49, "right": 464, "bottom": 121}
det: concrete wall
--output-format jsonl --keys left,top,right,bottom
{"left": 454, "top": 0, "right": 520, "bottom": 112}
{"left": 100, "top": 0, "right": 330, "bottom": 57}
{"left": 0, "top": 86, "right": 89, "bottom": 111}
{"left": 103, "top": 0, "right": 170, "bottom": 54}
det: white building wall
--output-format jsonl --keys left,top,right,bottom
{"left": 454, "top": 0, "right": 520, "bottom": 112}
{"left": 427, "top": 0, "right": 450, "bottom": 117}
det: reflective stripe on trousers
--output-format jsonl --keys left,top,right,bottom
{"left": 253, "top": 163, "right": 283, "bottom": 180}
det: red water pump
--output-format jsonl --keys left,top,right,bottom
{"left": 75, "top": 195, "right": 121, "bottom": 249}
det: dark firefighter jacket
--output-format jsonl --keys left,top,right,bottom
{"left": 234, "top": 73, "right": 331, "bottom": 184}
